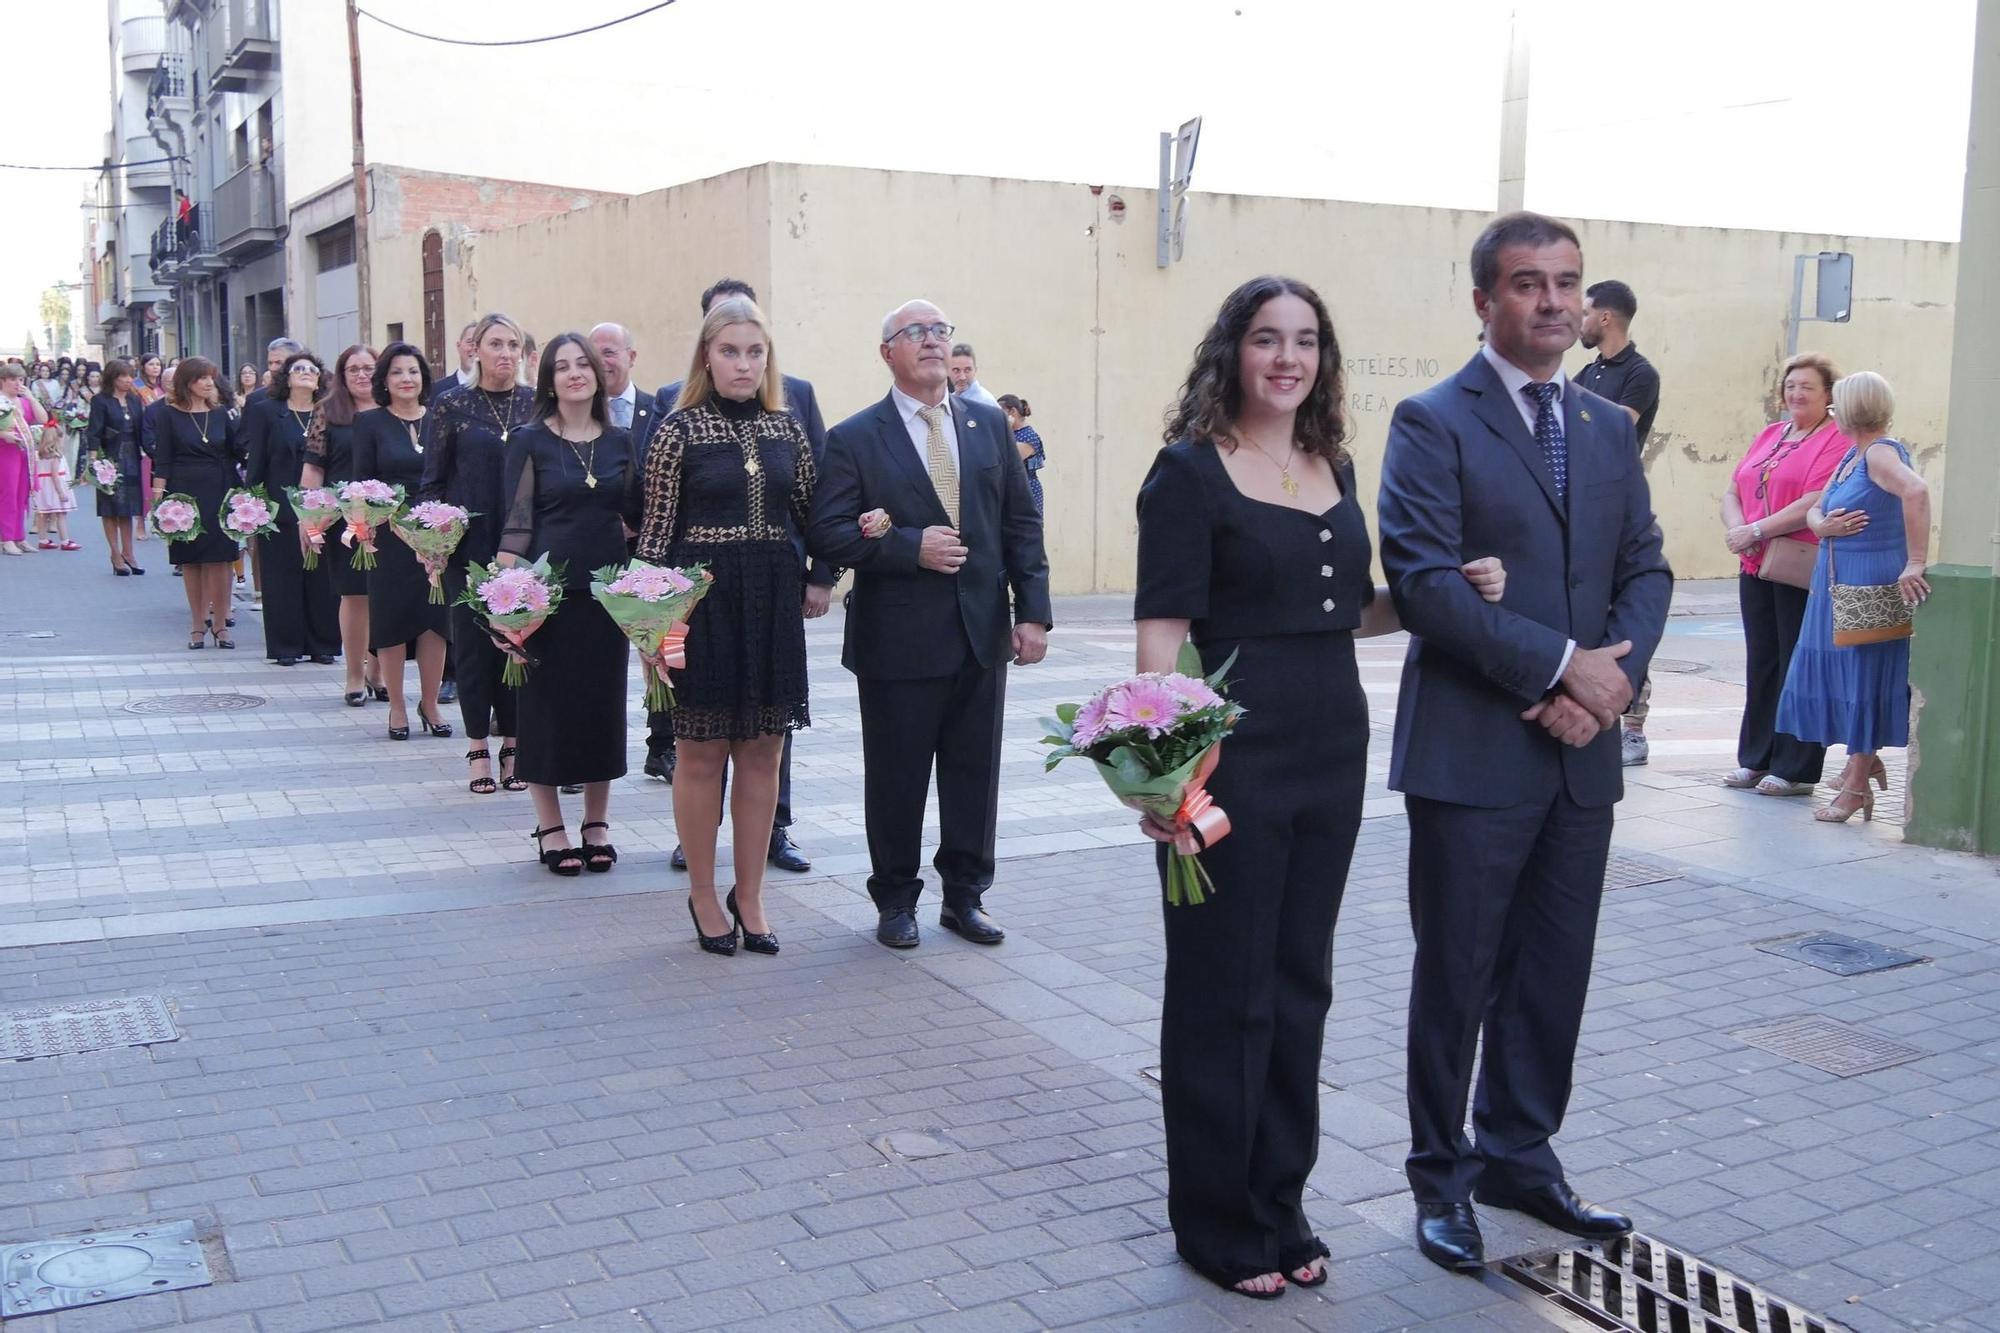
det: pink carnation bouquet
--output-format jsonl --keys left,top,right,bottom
{"left": 1041, "top": 645, "right": 1244, "bottom": 905}
{"left": 217, "top": 485, "right": 280, "bottom": 547}
{"left": 390, "top": 500, "right": 475, "bottom": 604}
{"left": 455, "top": 555, "right": 566, "bottom": 687}
{"left": 336, "top": 478, "right": 406, "bottom": 572}
{"left": 285, "top": 485, "right": 343, "bottom": 569}
{"left": 83, "top": 455, "right": 121, "bottom": 495}
{"left": 589, "top": 559, "right": 715, "bottom": 711}
{"left": 148, "top": 492, "right": 205, "bottom": 545}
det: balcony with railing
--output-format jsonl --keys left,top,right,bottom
{"left": 150, "top": 207, "right": 214, "bottom": 283}
{"left": 147, "top": 53, "right": 189, "bottom": 125}
{"left": 206, "top": 0, "right": 276, "bottom": 91}
{"left": 214, "top": 163, "right": 281, "bottom": 258}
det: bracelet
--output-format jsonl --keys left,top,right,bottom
{"left": 1750, "top": 521, "right": 1764, "bottom": 541}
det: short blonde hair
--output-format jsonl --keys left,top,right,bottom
{"left": 676, "top": 296, "right": 784, "bottom": 414}
{"left": 1833, "top": 371, "right": 1895, "bottom": 434}
{"left": 1780, "top": 352, "right": 1839, "bottom": 397}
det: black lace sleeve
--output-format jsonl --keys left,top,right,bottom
{"left": 787, "top": 414, "right": 817, "bottom": 535}
{"left": 634, "top": 413, "right": 686, "bottom": 563}
{"left": 497, "top": 429, "right": 537, "bottom": 560}
{"left": 419, "top": 401, "right": 457, "bottom": 502}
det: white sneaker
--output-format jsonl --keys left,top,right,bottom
{"left": 1620, "top": 730, "right": 1649, "bottom": 766}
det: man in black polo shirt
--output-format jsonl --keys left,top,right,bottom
{"left": 1578, "top": 279, "right": 1663, "bottom": 766}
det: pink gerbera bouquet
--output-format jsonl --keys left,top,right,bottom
{"left": 285, "top": 486, "right": 342, "bottom": 569}
{"left": 590, "top": 559, "right": 715, "bottom": 711}
{"left": 336, "top": 479, "right": 406, "bottom": 572}
{"left": 390, "top": 501, "right": 474, "bottom": 604}
{"left": 149, "top": 492, "right": 205, "bottom": 544}
{"left": 83, "top": 455, "right": 120, "bottom": 495}
{"left": 455, "top": 555, "right": 565, "bottom": 686}
{"left": 1041, "top": 645, "right": 1244, "bottom": 905}
{"left": 217, "top": 485, "right": 280, "bottom": 547}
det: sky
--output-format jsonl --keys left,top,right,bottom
{"left": 3, "top": 0, "right": 1979, "bottom": 356}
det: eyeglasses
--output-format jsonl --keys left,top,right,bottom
{"left": 290, "top": 366, "right": 320, "bottom": 376}
{"left": 885, "top": 322, "right": 955, "bottom": 345}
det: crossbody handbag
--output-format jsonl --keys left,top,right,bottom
{"left": 1827, "top": 535, "right": 1914, "bottom": 647}
{"left": 1757, "top": 535, "right": 1817, "bottom": 590}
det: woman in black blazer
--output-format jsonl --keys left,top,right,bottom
{"left": 84, "top": 358, "right": 147, "bottom": 575}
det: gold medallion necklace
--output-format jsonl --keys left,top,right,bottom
{"left": 1239, "top": 431, "right": 1300, "bottom": 496}
{"left": 480, "top": 388, "right": 519, "bottom": 444}
{"left": 562, "top": 430, "right": 600, "bottom": 488}
{"left": 391, "top": 405, "right": 425, "bottom": 454}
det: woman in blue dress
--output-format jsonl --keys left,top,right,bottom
{"left": 1775, "top": 371, "right": 1931, "bottom": 824}
{"left": 999, "top": 395, "right": 1045, "bottom": 513}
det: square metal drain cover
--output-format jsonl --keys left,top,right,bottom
{"left": 1756, "top": 931, "right": 1927, "bottom": 976}
{"left": 1731, "top": 1014, "right": 1923, "bottom": 1077}
{"left": 1603, "top": 856, "right": 1680, "bottom": 892}
{"left": 1496, "top": 1231, "right": 1841, "bottom": 1333}
{"left": 1, "top": 1220, "right": 212, "bottom": 1316}
{"left": 0, "top": 996, "right": 179, "bottom": 1061}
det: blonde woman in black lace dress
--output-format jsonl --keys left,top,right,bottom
{"left": 636, "top": 297, "right": 815, "bottom": 957}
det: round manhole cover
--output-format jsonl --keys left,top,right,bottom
{"left": 123, "top": 694, "right": 267, "bottom": 715}
{"left": 1799, "top": 940, "right": 1874, "bottom": 966}
{"left": 1649, "top": 657, "right": 1705, "bottom": 674}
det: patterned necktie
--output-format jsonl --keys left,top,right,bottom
{"left": 917, "top": 404, "right": 958, "bottom": 526}
{"left": 610, "top": 396, "right": 632, "bottom": 429}
{"left": 1522, "top": 381, "right": 1567, "bottom": 499}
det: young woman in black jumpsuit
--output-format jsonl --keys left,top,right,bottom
{"left": 244, "top": 351, "right": 341, "bottom": 665}
{"left": 420, "top": 313, "right": 535, "bottom": 795}
{"left": 1134, "top": 277, "right": 1507, "bottom": 1300}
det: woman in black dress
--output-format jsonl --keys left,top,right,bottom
{"left": 243, "top": 351, "right": 342, "bottom": 665}
{"left": 84, "top": 358, "right": 146, "bottom": 575}
{"left": 353, "top": 342, "right": 451, "bottom": 741}
{"left": 1134, "top": 277, "right": 1506, "bottom": 1299}
{"left": 497, "top": 333, "right": 635, "bottom": 874}
{"left": 636, "top": 296, "right": 814, "bottom": 956}
{"left": 302, "top": 344, "right": 380, "bottom": 702}
{"left": 421, "top": 312, "right": 534, "bottom": 795}
{"left": 148, "top": 357, "right": 246, "bottom": 649}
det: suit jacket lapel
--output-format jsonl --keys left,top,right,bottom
{"left": 873, "top": 393, "right": 948, "bottom": 523}
{"left": 1463, "top": 354, "right": 1565, "bottom": 523}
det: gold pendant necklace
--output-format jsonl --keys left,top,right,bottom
{"left": 481, "top": 389, "right": 518, "bottom": 444}
{"left": 1243, "top": 432, "right": 1299, "bottom": 495}
{"left": 192, "top": 408, "right": 213, "bottom": 447}
{"left": 563, "top": 432, "right": 599, "bottom": 488}
{"left": 737, "top": 419, "right": 761, "bottom": 476}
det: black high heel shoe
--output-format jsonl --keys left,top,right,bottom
{"left": 687, "top": 894, "right": 737, "bottom": 955}
{"left": 498, "top": 745, "right": 527, "bottom": 792}
{"left": 418, "top": 704, "right": 453, "bottom": 738}
{"left": 725, "top": 889, "right": 779, "bottom": 955}
{"left": 370, "top": 684, "right": 390, "bottom": 702}
{"left": 387, "top": 712, "right": 410, "bottom": 741}
{"left": 533, "top": 824, "right": 584, "bottom": 876}
{"left": 578, "top": 821, "right": 617, "bottom": 873}
{"left": 344, "top": 690, "right": 367, "bottom": 707}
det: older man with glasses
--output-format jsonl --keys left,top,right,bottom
{"left": 807, "top": 300, "right": 1051, "bottom": 949}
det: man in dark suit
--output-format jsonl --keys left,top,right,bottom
{"left": 429, "top": 323, "right": 478, "bottom": 405}
{"left": 1377, "top": 212, "right": 1672, "bottom": 1274}
{"left": 808, "top": 299, "right": 1051, "bottom": 949}
{"left": 650, "top": 278, "right": 833, "bottom": 873}
{"left": 241, "top": 337, "right": 302, "bottom": 412}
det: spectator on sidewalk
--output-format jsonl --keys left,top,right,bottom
{"left": 85, "top": 358, "right": 146, "bottom": 575}
{"left": 432, "top": 323, "right": 479, "bottom": 404}
{"left": 998, "top": 394, "right": 1046, "bottom": 514}
{"left": 1719, "top": 353, "right": 1851, "bottom": 797}
{"left": 1577, "top": 280, "right": 1662, "bottom": 766}
{"left": 947, "top": 342, "right": 1000, "bottom": 409}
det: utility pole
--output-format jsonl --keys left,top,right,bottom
{"left": 346, "top": 0, "right": 372, "bottom": 343}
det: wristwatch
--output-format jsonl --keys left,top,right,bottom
{"left": 1750, "top": 520, "right": 1764, "bottom": 541}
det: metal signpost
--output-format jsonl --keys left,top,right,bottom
{"left": 1786, "top": 250, "right": 1854, "bottom": 355}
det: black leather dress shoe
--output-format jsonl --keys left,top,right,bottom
{"left": 643, "top": 750, "right": 674, "bottom": 782}
{"left": 1474, "top": 1181, "right": 1632, "bottom": 1240}
{"left": 670, "top": 843, "right": 687, "bottom": 871}
{"left": 559, "top": 784, "right": 583, "bottom": 795}
{"left": 275, "top": 656, "right": 298, "bottom": 667}
{"left": 1416, "top": 1202, "right": 1484, "bottom": 1272}
{"left": 768, "top": 828, "right": 810, "bottom": 873}
{"left": 438, "top": 679, "right": 457, "bottom": 704}
{"left": 939, "top": 905, "right": 1005, "bottom": 944}
{"left": 876, "top": 908, "right": 919, "bottom": 948}
{"left": 310, "top": 654, "right": 336, "bottom": 665}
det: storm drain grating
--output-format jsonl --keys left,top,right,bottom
{"left": 1755, "top": 932, "right": 1927, "bottom": 977}
{"left": 1495, "top": 1231, "right": 1845, "bottom": 1333}
{"left": 1603, "top": 856, "right": 1681, "bottom": 892}
{"left": 1730, "top": 1014, "right": 1923, "bottom": 1077}
{"left": 122, "top": 693, "right": 266, "bottom": 715}
{"left": 0, "top": 1220, "right": 213, "bottom": 1316}
{"left": 0, "top": 996, "right": 179, "bottom": 1061}
{"left": 1647, "top": 657, "right": 1707, "bottom": 674}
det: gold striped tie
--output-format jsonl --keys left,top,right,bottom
{"left": 918, "top": 404, "right": 958, "bottom": 527}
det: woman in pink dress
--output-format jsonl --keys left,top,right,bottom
{"left": 0, "top": 362, "right": 47, "bottom": 555}
{"left": 1718, "top": 352, "right": 1852, "bottom": 796}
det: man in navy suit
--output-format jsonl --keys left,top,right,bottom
{"left": 1377, "top": 212, "right": 1672, "bottom": 1273}
{"left": 650, "top": 278, "right": 834, "bottom": 872}
{"left": 809, "top": 299, "right": 1051, "bottom": 949}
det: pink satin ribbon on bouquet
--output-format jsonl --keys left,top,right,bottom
{"left": 1170, "top": 744, "right": 1231, "bottom": 856}
{"left": 657, "top": 622, "right": 689, "bottom": 671}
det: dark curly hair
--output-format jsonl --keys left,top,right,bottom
{"left": 1163, "top": 275, "right": 1347, "bottom": 465}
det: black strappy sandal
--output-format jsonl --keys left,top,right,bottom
{"left": 1284, "top": 1238, "right": 1331, "bottom": 1288}
{"left": 533, "top": 824, "right": 584, "bottom": 876}
{"left": 498, "top": 745, "right": 527, "bottom": 792}
{"left": 579, "top": 821, "right": 617, "bottom": 873}
{"left": 466, "top": 748, "right": 497, "bottom": 795}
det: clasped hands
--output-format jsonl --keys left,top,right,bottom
{"left": 1521, "top": 640, "right": 1633, "bottom": 749}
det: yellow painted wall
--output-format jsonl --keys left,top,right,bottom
{"left": 388, "top": 162, "right": 1959, "bottom": 593}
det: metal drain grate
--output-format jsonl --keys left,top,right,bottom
{"left": 0, "top": 996, "right": 179, "bottom": 1061}
{"left": 123, "top": 693, "right": 266, "bottom": 715}
{"left": 1731, "top": 1014, "right": 1922, "bottom": 1077}
{"left": 1603, "top": 856, "right": 1680, "bottom": 892}
{"left": 1756, "top": 932, "right": 1926, "bottom": 976}
{"left": 1496, "top": 1232, "right": 1843, "bottom": 1333}
{"left": 1648, "top": 657, "right": 1706, "bottom": 674}
{"left": 0, "top": 1220, "right": 213, "bottom": 1316}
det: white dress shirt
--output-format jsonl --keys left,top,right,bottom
{"left": 1479, "top": 341, "right": 1576, "bottom": 688}
{"left": 890, "top": 383, "right": 960, "bottom": 472}
{"left": 960, "top": 379, "right": 1000, "bottom": 410}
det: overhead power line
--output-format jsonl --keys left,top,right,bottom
{"left": 0, "top": 156, "right": 185, "bottom": 171}
{"left": 355, "top": 0, "right": 677, "bottom": 46}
